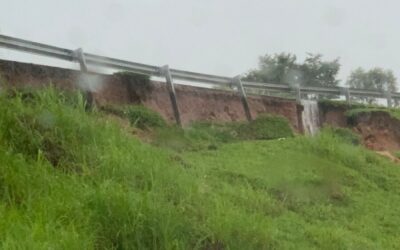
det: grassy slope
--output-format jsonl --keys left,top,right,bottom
{"left": 319, "top": 99, "right": 400, "bottom": 121}
{"left": 0, "top": 89, "right": 400, "bottom": 249}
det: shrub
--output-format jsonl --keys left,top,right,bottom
{"left": 126, "top": 106, "right": 166, "bottom": 129}
{"left": 237, "top": 115, "right": 294, "bottom": 140}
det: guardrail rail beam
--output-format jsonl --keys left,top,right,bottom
{"left": 0, "top": 34, "right": 400, "bottom": 109}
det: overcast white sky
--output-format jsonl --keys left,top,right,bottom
{"left": 0, "top": 0, "right": 399, "bottom": 86}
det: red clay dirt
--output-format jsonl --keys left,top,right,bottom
{"left": 320, "top": 104, "right": 400, "bottom": 159}
{"left": 2, "top": 59, "right": 400, "bottom": 155}
{"left": 0, "top": 59, "right": 303, "bottom": 132}
{"left": 351, "top": 111, "right": 400, "bottom": 152}
{"left": 320, "top": 107, "right": 348, "bottom": 128}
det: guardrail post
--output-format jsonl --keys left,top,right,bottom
{"left": 161, "top": 65, "right": 182, "bottom": 126}
{"left": 233, "top": 76, "right": 252, "bottom": 121}
{"left": 294, "top": 85, "right": 301, "bottom": 103}
{"left": 341, "top": 87, "right": 351, "bottom": 105}
{"left": 74, "top": 48, "right": 94, "bottom": 110}
{"left": 74, "top": 48, "right": 88, "bottom": 72}
{"left": 386, "top": 90, "right": 393, "bottom": 108}
{"left": 345, "top": 88, "right": 351, "bottom": 105}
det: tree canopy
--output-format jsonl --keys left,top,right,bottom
{"left": 244, "top": 53, "right": 340, "bottom": 88}
{"left": 346, "top": 67, "right": 397, "bottom": 92}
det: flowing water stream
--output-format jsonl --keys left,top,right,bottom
{"left": 301, "top": 100, "right": 320, "bottom": 136}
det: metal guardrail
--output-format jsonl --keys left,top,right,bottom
{"left": 0, "top": 34, "right": 398, "bottom": 124}
{"left": 0, "top": 34, "right": 233, "bottom": 86}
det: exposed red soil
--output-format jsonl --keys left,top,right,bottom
{"left": 320, "top": 105, "right": 400, "bottom": 157}
{"left": 0, "top": 59, "right": 303, "bottom": 132}
{"left": 320, "top": 107, "right": 348, "bottom": 128}
{"left": 141, "top": 84, "right": 303, "bottom": 131}
{"left": 351, "top": 111, "right": 400, "bottom": 152}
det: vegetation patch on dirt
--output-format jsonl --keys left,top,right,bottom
{"left": 113, "top": 71, "right": 153, "bottom": 103}
{"left": 318, "top": 99, "right": 369, "bottom": 111}
{"left": 346, "top": 107, "right": 400, "bottom": 122}
{"left": 318, "top": 99, "right": 400, "bottom": 153}
{"left": 101, "top": 104, "right": 294, "bottom": 152}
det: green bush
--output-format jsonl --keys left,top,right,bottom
{"left": 237, "top": 115, "right": 294, "bottom": 140}
{"left": 126, "top": 106, "right": 166, "bottom": 129}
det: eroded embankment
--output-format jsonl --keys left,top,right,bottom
{"left": 320, "top": 102, "right": 400, "bottom": 154}
{"left": 349, "top": 111, "right": 400, "bottom": 151}
{"left": 0, "top": 59, "right": 303, "bottom": 131}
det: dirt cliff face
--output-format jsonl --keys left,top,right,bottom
{"left": 0, "top": 60, "right": 78, "bottom": 90}
{"left": 319, "top": 102, "right": 400, "bottom": 152}
{"left": 321, "top": 108, "right": 348, "bottom": 128}
{"left": 140, "top": 84, "right": 303, "bottom": 131}
{"left": 350, "top": 111, "right": 400, "bottom": 151}
{"left": 319, "top": 104, "right": 348, "bottom": 128}
{"left": 0, "top": 59, "right": 303, "bottom": 131}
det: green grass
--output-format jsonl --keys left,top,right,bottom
{"left": 101, "top": 104, "right": 166, "bottom": 129}
{"left": 319, "top": 99, "right": 400, "bottom": 123}
{"left": 125, "top": 106, "right": 167, "bottom": 129}
{"left": 151, "top": 117, "right": 293, "bottom": 153}
{"left": 318, "top": 99, "right": 370, "bottom": 110}
{"left": 325, "top": 127, "right": 361, "bottom": 145}
{"left": 101, "top": 105, "right": 294, "bottom": 152}
{"left": 236, "top": 115, "right": 294, "bottom": 140}
{"left": 0, "top": 88, "right": 400, "bottom": 249}
{"left": 346, "top": 107, "right": 400, "bottom": 121}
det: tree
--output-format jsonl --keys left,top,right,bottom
{"left": 244, "top": 53, "right": 299, "bottom": 85}
{"left": 244, "top": 53, "right": 340, "bottom": 88}
{"left": 346, "top": 67, "right": 398, "bottom": 104}
{"left": 347, "top": 67, "right": 397, "bottom": 92}
{"left": 300, "top": 54, "right": 340, "bottom": 87}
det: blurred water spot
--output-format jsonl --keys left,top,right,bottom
{"left": 77, "top": 73, "right": 104, "bottom": 93}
